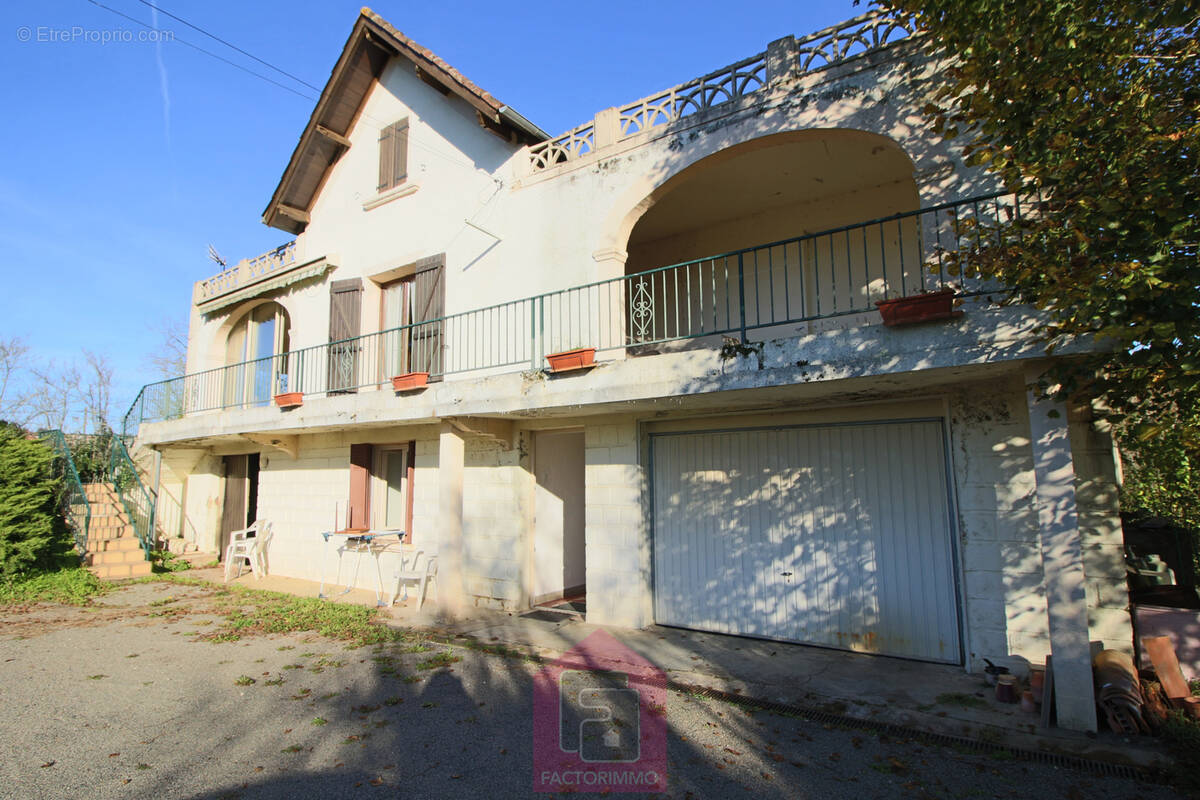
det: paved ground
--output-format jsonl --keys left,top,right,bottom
{"left": 230, "top": 566, "right": 1170, "bottom": 768}
{"left": 0, "top": 581, "right": 1181, "bottom": 799}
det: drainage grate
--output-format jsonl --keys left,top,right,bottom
{"left": 519, "top": 609, "right": 576, "bottom": 624}
{"left": 670, "top": 682, "right": 1165, "bottom": 784}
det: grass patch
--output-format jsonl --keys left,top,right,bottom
{"left": 197, "top": 585, "right": 403, "bottom": 647}
{"left": 234, "top": 675, "right": 256, "bottom": 686}
{"left": 312, "top": 717, "right": 327, "bottom": 726}
{"left": 130, "top": 573, "right": 212, "bottom": 588}
{"left": 149, "top": 550, "right": 191, "bottom": 574}
{"left": 935, "top": 692, "right": 990, "bottom": 710}
{"left": 1161, "top": 710, "right": 1200, "bottom": 797}
{"left": 417, "top": 651, "right": 462, "bottom": 670}
{"left": 0, "top": 568, "right": 109, "bottom": 606}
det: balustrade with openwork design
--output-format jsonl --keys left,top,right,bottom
{"left": 525, "top": 11, "right": 918, "bottom": 173}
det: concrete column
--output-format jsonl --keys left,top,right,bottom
{"left": 1026, "top": 375, "right": 1098, "bottom": 732}
{"left": 437, "top": 423, "right": 466, "bottom": 615}
{"left": 591, "top": 248, "right": 630, "bottom": 361}
{"left": 766, "top": 35, "right": 798, "bottom": 84}
{"left": 593, "top": 107, "right": 621, "bottom": 149}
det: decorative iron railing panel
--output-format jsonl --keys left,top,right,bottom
{"left": 124, "top": 192, "right": 1023, "bottom": 435}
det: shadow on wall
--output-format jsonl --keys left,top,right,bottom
{"left": 154, "top": 482, "right": 200, "bottom": 545}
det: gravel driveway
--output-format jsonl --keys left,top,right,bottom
{"left": 0, "top": 581, "right": 1180, "bottom": 799}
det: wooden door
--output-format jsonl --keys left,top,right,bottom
{"left": 410, "top": 256, "right": 444, "bottom": 380}
{"left": 220, "top": 455, "right": 248, "bottom": 560}
{"left": 328, "top": 279, "right": 363, "bottom": 393}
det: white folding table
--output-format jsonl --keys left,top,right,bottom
{"left": 317, "top": 529, "right": 404, "bottom": 607}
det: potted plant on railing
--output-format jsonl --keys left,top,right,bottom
{"left": 391, "top": 371, "right": 430, "bottom": 392}
{"left": 273, "top": 374, "right": 303, "bottom": 408}
{"left": 875, "top": 286, "right": 963, "bottom": 327}
{"left": 545, "top": 345, "right": 597, "bottom": 373}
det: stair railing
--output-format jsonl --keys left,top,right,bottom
{"left": 39, "top": 430, "right": 91, "bottom": 555}
{"left": 106, "top": 436, "right": 155, "bottom": 557}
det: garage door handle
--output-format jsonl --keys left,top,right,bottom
{"left": 780, "top": 571, "right": 793, "bottom": 577}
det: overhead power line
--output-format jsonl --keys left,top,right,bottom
{"left": 132, "top": 0, "right": 322, "bottom": 92}
{"left": 84, "top": 0, "right": 313, "bottom": 100}
{"left": 83, "top": 0, "right": 498, "bottom": 173}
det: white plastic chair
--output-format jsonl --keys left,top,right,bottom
{"left": 388, "top": 549, "right": 438, "bottom": 609}
{"left": 224, "top": 520, "right": 273, "bottom": 583}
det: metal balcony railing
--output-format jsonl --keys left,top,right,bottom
{"left": 123, "top": 191, "right": 1024, "bottom": 435}
{"left": 40, "top": 429, "right": 91, "bottom": 554}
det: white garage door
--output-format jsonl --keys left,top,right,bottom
{"left": 651, "top": 420, "right": 961, "bottom": 663}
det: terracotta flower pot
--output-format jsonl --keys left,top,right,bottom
{"left": 391, "top": 372, "right": 430, "bottom": 392}
{"left": 875, "top": 288, "right": 962, "bottom": 327}
{"left": 273, "top": 392, "right": 303, "bottom": 408}
{"left": 546, "top": 347, "right": 596, "bottom": 372}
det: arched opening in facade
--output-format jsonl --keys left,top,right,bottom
{"left": 223, "top": 301, "right": 291, "bottom": 406}
{"left": 622, "top": 130, "right": 921, "bottom": 346}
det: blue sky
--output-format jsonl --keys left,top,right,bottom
{"left": 0, "top": 0, "right": 861, "bottom": 419}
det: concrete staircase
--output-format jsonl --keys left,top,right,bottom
{"left": 83, "top": 483, "right": 152, "bottom": 579}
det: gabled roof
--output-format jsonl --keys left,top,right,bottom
{"left": 263, "top": 8, "right": 548, "bottom": 234}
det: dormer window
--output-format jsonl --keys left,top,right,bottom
{"left": 377, "top": 118, "right": 409, "bottom": 192}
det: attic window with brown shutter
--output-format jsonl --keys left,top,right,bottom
{"left": 377, "top": 119, "right": 409, "bottom": 193}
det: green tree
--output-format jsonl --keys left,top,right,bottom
{"left": 1118, "top": 406, "right": 1200, "bottom": 529}
{"left": 877, "top": 0, "right": 1199, "bottom": 421}
{"left": 0, "top": 422, "right": 71, "bottom": 579}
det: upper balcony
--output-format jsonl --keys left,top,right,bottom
{"left": 193, "top": 240, "right": 336, "bottom": 313}
{"left": 126, "top": 191, "right": 1059, "bottom": 443}
{"left": 516, "top": 11, "right": 919, "bottom": 183}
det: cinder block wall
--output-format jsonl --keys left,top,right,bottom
{"left": 253, "top": 429, "right": 447, "bottom": 594}
{"left": 951, "top": 379, "right": 1052, "bottom": 672}
{"left": 461, "top": 436, "right": 527, "bottom": 610}
{"left": 950, "top": 376, "right": 1130, "bottom": 672}
{"left": 584, "top": 419, "right": 651, "bottom": 628}
{"left": 256, "top": 433, "right": 359, "bottom": 585}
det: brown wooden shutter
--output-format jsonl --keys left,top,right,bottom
{"left": 348, "top": 444, "right": 373, "bottom": 530}
{"left": 392, "top": 119, "right": 408, "bottom": 187}
{"left": 378, "top": 125, "right": 394, "bottom": 192}
{"left": 411, "top": 255, "right": 445, "bottom": 380}
{"left": 404, "top": 441, "right": 416, "bottom": 543}
{"left": 328, "top": 279, "right": 362, "bottom": 393}
{"left": 377, "top": 119, "right": 408, "bottom": 192}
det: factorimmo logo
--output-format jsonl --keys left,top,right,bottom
{"left": 533, "top": 630, "right": 667, "bottom": 792}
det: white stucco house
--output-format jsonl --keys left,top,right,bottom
{"left": 124, "top": 9, "right": 1130, "bottom": 732}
